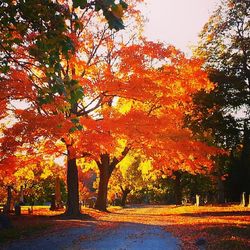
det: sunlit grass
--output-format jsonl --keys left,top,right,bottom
{"left": 159, "top": 205, "right": 250, "bottom": 250}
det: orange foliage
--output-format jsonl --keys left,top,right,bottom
{"left": 1, "top": 39, "right": 220, "bottom": 177}
{"left": 0, "top": 0, "right": 222, "bottom": 205}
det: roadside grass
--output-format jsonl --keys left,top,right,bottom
{"left": 160, "top": 205, "right": 250, "bottom": 250}
{"left": 206, "top": 225, "right": 250, "bottom": 250}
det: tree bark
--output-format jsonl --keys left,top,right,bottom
{"left": 241, "top": 122, "right": 250, "bottom": 196}
{"left": 55, "top": 176, "right": 62, "bottom": 209}
{"left": 95, "top": 163, "right": 111, "bottom": 211}
{"left": 4, "top": 186, "right": 13, "bottom": 214}
{"left": 19, "top": 185, "right": 24, "bottom": 204}
{"left": 121, "top": 188, "right": 130, "bottom": 207}
{"left": 173, "top": 171, "right": 182, "bottom": 205}
{"left": 94, "top": 150, "right": 129, "bottom": 211}
{"left": 217, "top": 177, "right": 225, "bottom": 204}
{"left": 65, "top": 157, "right": 81, "bottom": 216}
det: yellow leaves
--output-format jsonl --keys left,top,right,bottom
{"left": 113, "top": 138, "right": 129, "bottom": 159}
{"left": 116, "top": 138, "right": 127, "bottom": 150}
{"left": 115, "top": 99, "right": 133, "bottom": 114}
{"left": 139, "top": 159, "right": 152, "bottom": 175}
{"left": 77, "top": 158, "right": 98, "bottom": 171}
{"left": 40, "top": 165, "right": 53, "bottom": 179}
{"left": 14, "top": 165, "right": 35, "bottom": 180}
{"left": 117, "top": 154, "right": 135, "bottom": 174}
{"left": 188, "top": 154, "right": 194, "bottom": 161}
{"left": 150, "top": 174, "right": 157, "bottom": 181}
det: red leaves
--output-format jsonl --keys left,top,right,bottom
{"left": 1, "top": 69, "right": 35, "bottom": 102}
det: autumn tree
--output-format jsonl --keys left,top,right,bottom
{"left": 0, "top": 0, "right": 142, "bottom": 217}
{"left": 1, "top": 41, "right": 219, "bottom": 213}
{"left": 14, "top": 159, "right": 66, "bottom": 207}
{"left": 80, "top": 43, "right": 219, "bottom": 211}
{"left": 1, "top": 0, "right": 220, "bottom": 216}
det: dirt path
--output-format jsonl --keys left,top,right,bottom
{"left": 3, "top": 205, "right": 181, "bottom": 250}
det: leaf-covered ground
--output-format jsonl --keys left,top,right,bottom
{"left": 1, "top": 205, "right": 250, "bottom": 250}
{"left": 103, "top": 205, "right": 250, "bottom": 250}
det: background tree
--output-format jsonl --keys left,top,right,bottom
{"left": 0, "top": 156, "right": 17, "bottom": 213}
{"left": 109, "top": 154, "right": 152, "bottom": 207}
{"left": 0, "top": 140, "right": 66, "bottom": 213}
{"left": 188, "top": 0, "right": 250, "bottom": 202}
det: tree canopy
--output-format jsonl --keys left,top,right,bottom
{"left": 0, "top": 0, "right": 224, "bottom": 215}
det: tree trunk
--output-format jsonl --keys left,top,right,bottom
{"left": 95, "top": 153, "right": 125, "bottom": 211}
{"left": 65, "top": 157, "right": 81, "bottom": 217}
{"left": 19, "top": 185, "right": 24, "bottom": 204}
{"left": 55, "top": 176, "right": 62, "bottom": 209}
{"left": 241, "top": 122, "right": 250, "bottom": 194}
{"left": 217, "top": 178, "right": 225, "bottom": 204}
{"left": 4, "top": 186, "right": 12, "bottom": 214}
{"left": 95, "top": 164, "right": 111, "bottom": 211}
{"left": 173, "top": 171, "right": 182, "bottom": 205}
{"left": 50, "top": 194, "right": 56, "bottom": 211}
{"left": 121, "top": 188, "right": 130, "bottom": 207}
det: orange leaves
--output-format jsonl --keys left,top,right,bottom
{"left": 1, "top": 69, "right": 35, "bottom": 103}
{"left": 0, "top": 1, "right": 219, "bottom": 184}
{"left": 104, "top": 41, "right": 214, "bottom": 113}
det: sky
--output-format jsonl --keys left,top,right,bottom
{"left": 142, "top": 0, "right": 220, "bottom": 55}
